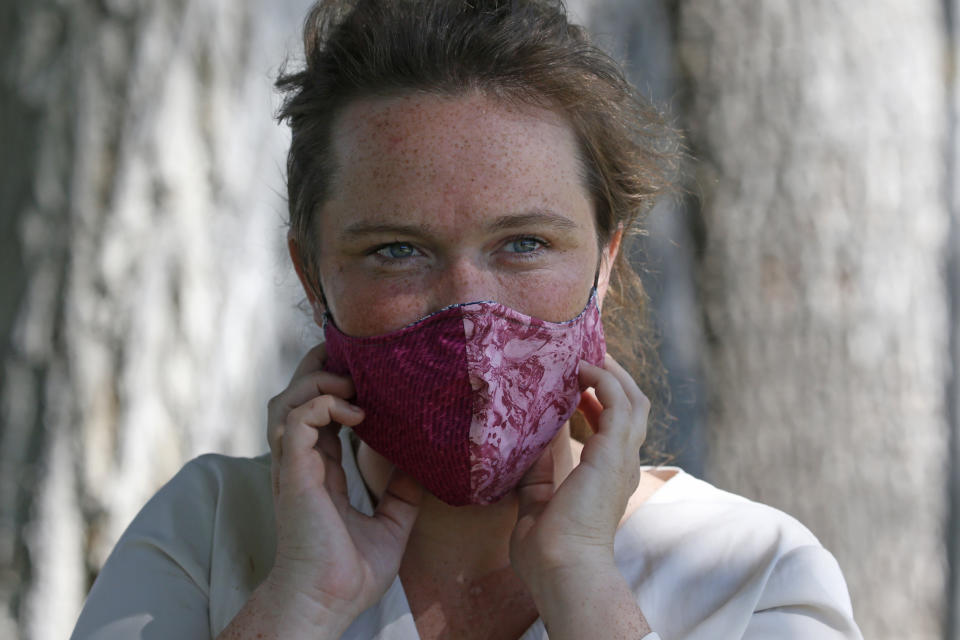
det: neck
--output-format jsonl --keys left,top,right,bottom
{"left": 355, "top": 423, "right": 579, "bottom": 581}
{"left": 404, "top": 492, "right": 519, "bottom": 579}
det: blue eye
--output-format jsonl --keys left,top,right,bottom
{"left": 375, "top": 242, "right": 420, "bottom": 259}
{"left": 506, "top": 237, "right": 544, "bottom": 254}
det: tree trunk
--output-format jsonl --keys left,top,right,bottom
{"left": 946, "top": 3, "right": 960, "bottom": 638}
{"left": 678, "top": 2, "right": 950, "bottom": 639}
{"left": 570, "top": 0, "right": 708, "bottom": 476}
{"left": 0, "top": 1, "right": 313, "bottom": 637}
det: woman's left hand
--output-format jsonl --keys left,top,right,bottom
{"left": 508, "top": 352, "right": 650, "bottom": 590}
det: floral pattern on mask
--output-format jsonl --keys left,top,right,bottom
{"left": 463, "top": 293, "right": 605, "bottom": 504}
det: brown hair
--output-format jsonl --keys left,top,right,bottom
{"left": 276, "top": 0, "right": 679, "bottom": 462}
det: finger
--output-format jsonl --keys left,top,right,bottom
{"left": 578, "top": 360, "right": 631, "bottom": 432}
{"left": 277, "top": 397, "right": 359, "bottom": 501}
{"left": 275, "top": 412, "right": 324, "bottom": 501}
{"left": 514, "top": 446, "right": 555, "bottom": 528}
{"left": 270, "top": 390, "right": 363, "bottom": 455}
{"left": 373, "top": 467, "right": 422, "bottom": 542}
{"left": 577, "top": 389, "right": 603, "bottom": 433}
{"left": 285, "top": 395, "right": 364, "bottom": 440}
{"left": 273, "top": 431, "right": 349, "bottom": 513}
{"left": 289, "top": 342, "right": 328, "bottom": 384}
{"left": 600, "top": 354, "right": 651, "bottom": 420}
{"left": 268, "top": 371, "right": 357, "bottom": 454}
{"left": 279, "top": 396, "right": 364, "bottom": 479}
{"left": 597, "top": 355, "right": 650, "bottom": 449}
{"left": 319, "top": 428, "right": 351, "bottom": 503}
{"left": 287, "top": 370, "right": 356, "bottom": 409}
{"left": 313, "top": 422, "right": 344, "bottom": 464}
{"left": 577, "top": 359, "right": 647, "bottom": 478}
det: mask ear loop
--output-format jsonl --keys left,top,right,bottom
{"left": 592, "top": 250, "right": 603, "bottom": 294}
{"left": 592, "top": 222, "right": 622, "bottom": 297}
{"left": 316, "top": 282, "right": 334, "bottom": 328}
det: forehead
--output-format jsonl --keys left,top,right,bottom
{"left": 323, "top": 91, "right": 591, "bottom": 232}
{"left": 332, "top": 91, "right": 579, "bottom": 163}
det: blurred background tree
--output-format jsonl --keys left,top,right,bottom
{"left": 0, "top": 1, "right": 313, "bottom": 638}
{"left": 1, "top": 1, "right": 955, "bottom": 639}
{"left": 673, "top": 3, "right": 950, "bottom": 639}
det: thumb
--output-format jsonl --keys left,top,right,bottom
{"left": 373, "top": 467, "right": 423, "bottom": 542}
{"left": 514, "top": 446, "right": 556, "bottom": 528}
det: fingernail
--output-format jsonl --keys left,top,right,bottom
{"left": 347, "top": 403, "right": 364, "bottom": 414}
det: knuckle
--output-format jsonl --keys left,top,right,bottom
{"left": 283, "top": 395, "right": 340, "bottom": 430}
{"left": 613, "top": 404, "right": 632, "bottom": 424}
{"left": 311, "top": 370, "right": 349, "bottom": 394}
{"left": 637, "top": 392, "right": 651, "bottom": 411}
{"left": 633, "top": 396, "right": 651, "bottom": 420}
{"left": 632, "top": 427, "right": 648, "bottom": 451}
{"left": 310, "top": 394, "right": 336, "bottom": 411}
{"left": 269, "top": 419, "right": 284, "bottom": 437}
{"left": 267, "top": 393, "right": 281, "bottom": 413}
{"left": 284, "top": 405, "right": 304, "bottom": 428}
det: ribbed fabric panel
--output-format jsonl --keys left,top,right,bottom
{"left": 324, "top": 311, "right": 474, "bottom": 505}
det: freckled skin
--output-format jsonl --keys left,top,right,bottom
{"left": 315, "top": 91, "right": 606, "bottom": 337}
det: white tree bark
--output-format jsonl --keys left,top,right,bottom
{"left": 678, "top": 3, "right": 949, "bottom": 639}
{"left": 946, "top": 4, "right": 960, "bottom": 638}
{"left": 1, "top": 1, "right": 314, "bottom": 638}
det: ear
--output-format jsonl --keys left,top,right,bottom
{"left": 288, "top": 233, "right": 326, "bottom": 327}
{"left": 596, "top": 225, "right": 623, "bottom": 309}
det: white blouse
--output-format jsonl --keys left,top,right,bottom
{"left": 71, "top": 430, "right": 862, "bottom": 639}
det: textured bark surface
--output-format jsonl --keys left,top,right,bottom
{"left": 678, "top": 3, "right": 949, "bottom": 639}
{"left": 946, "top": 3, "right": 960, "bottom": 638}
{"left": 0, "top": 1, "right": 313, "bottom": 638}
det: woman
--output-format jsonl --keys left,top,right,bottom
{"left": 71, "top": 1, "right": 863, "bottom": 638}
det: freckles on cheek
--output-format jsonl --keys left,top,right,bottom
{"left": 538, "top": 284, "right": 593, "bottom": 322}
{"left": 330, "top": 278, "right": 429, "bottom": 336}
{"left": 493, "top": 270, "right": 592, "bottom": 323}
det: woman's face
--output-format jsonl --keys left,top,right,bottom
{"left": 305, "top": 91, "right": 613, "bottom": 337}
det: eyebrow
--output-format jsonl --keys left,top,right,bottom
{"left": 340, "top": 221, "right": 427, "bottom": 240}
{"left": 486, "top": 210, "right": 580, "bottom": 233}
{"left": 340, "top": 210, "right": 580, "bottom": 240}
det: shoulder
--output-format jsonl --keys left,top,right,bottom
{"left": 72, "top": 453, "right": 275, "bottom": 639}
{"left": 140, "top": 453, "right": 272, "bottom": 532}
{"left": 155, "top": 451, "right": 274, "bottom": 551}
{"left": 634, "top": 468, "right": 823, "bottom": 546}
{"left": 174, "top": 450, "right": 272, "bottom": 486}
{"left": 614, "top": 469, "right": 861, "bottom": 639}
{"left": 121, "top": 452, "right": 273, "bottom": 558}
{"left": 171, "top": 451, "right": 272, "bottom": 504}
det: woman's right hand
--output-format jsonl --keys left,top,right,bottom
{"left": 259, "top": 343, "right": 422, "bottom": 636}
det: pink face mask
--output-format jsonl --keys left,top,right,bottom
{"left": 322, "top": 290, "right": 605, "bottom": 506}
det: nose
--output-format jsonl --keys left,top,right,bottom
{"left": 430, "top": 255, "right": 499, "bottom": 311}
